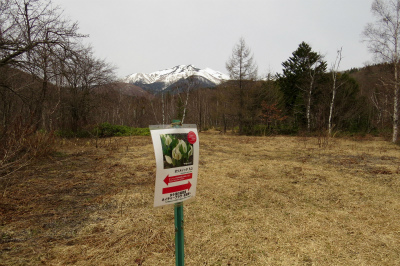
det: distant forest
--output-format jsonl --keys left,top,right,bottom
{"left": 0, "top": 0, "right": 397, "bottom": 139}
{"left": 118, "top": 62, "right": 393, "bottom": 137}
{"left": 0, "top": 50, "right": 396, "bottom": 138}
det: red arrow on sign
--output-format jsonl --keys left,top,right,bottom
{"left": 164, "top": 173, "right": 193, "bottom": 185}
{"left": 162, "top": 182, "right": 192, "bottom": 194}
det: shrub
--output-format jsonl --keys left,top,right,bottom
{"left": 55, "top": 129, "right": 92, "bottom": 138}
{"left": 129, "top": 127, "right": 150, "bottom": 136}
{"left": 1, "top": 121, "right": 55, "bottom": 182}
{"left": 94, "top": 123, "right": 150, "bottom": 137}
{"left": 55, "top": 123, "right": 150, "bottom": 138}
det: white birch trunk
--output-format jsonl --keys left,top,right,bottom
{"left": 181, "top": 74, "right": 194, "bottom": 124}
{"left": 307, "top": 82, "right": 312, "bottom": 132}
{"left": 328, "top": 48, "right": 342, "bottom": 136}
{"left": 181, "top": 88, "right": 190, "bottom": 124}
{"left": 162, "top": 93, "right": 165, "bottom": 125}
{"left": 393, "top": 19, "right": 399, "bottom": 143}
{"left": 328, "top": 88, "right": 336, "bottom": 135}
{"left": 393, "top": 63, "right": 399, "bottom": 143}
{"left": 307, "top": 66, "right": 315, "bottom": 132}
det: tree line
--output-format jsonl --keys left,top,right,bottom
{"left": 0, "top": 0, "right": 115, "bottom": 177}
{"left": 0, "top": 0, "right": 115, "bottom": 131}
{"left": 132, "top": 38, "right": 393, "bottom": 142}
{"left": 1, "top": 0, "right": 399, "bottom": 147}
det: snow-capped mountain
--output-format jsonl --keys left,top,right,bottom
{"left": 123, "top": 65, "right": 229, "bottom": 93}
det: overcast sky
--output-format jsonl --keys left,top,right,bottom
{"left": 52, "top": 0, "right": 375, "bottom": 78}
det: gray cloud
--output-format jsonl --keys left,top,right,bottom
{"left": 53, "top": 0, "right": 374, "bottom": 78}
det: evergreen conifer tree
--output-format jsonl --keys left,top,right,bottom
{"left": 277, "top": 42, "right": 327, "bottom": 130}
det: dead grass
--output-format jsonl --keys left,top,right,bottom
{"left": 1, "top": 133, "right": 400, "bottom": 265}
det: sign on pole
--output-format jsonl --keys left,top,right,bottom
{"left": 150, "top": 124, "right": 199, "bottom": 208}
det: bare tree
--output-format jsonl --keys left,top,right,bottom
{"left": 0, "top": 0, "right": 82, "bottom": 68}
{"left": 363, "top": 0, "right": 400, "bottom": 143}
{"left": 0, "top": 0, "right": 85, "bottom": 131}
{"left": 328, "top": 48, "right": 343, "bottom": 135}
{"left": 226, "top": 37, "right": 258, "bottom": 134}
{"left": 180, "top": 72, "right": 198, "bottom": 124}
{"left": 60, "top": 45, "right": 115, "bottom": 132}
{"left": 305, "top": 57, "right": 326, "bottom": 132}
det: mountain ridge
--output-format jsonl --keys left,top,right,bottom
{"left": 122, "top": 65, "right": 229, "bottom": 93}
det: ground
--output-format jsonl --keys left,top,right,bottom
{"left": 1, "top": 132, "right": 400, "bottom": 265}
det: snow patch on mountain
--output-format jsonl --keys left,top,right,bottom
{"left": 123, "top": 65, "right": 229, "bottom": 91}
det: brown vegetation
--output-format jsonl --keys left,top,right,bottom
{"left": 1, "top": 133, "right": 400, "bottom": 265}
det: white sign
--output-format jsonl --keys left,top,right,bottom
{"left": 150, "top": 125, "right": 199, "bottom": 207}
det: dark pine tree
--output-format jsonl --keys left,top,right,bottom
{"left": 277, "top": 42, "right": 327, "bottom": 130}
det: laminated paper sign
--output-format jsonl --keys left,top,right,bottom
{"left": 150, "top": 125, "right": 199, "bottom": 207}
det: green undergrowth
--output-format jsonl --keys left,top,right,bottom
{"left": 56, "top": 123, "right": 150, "bottom": 138}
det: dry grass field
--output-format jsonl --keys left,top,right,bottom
{"left": 1, "top": 132, "right": 400, "bottom": 265}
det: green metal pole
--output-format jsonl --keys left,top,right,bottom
{"left": 172, "top": 119, "right": 184, "bottom": 266}
{"left": 174, "top": 202, "right": 184, "bottom": 266}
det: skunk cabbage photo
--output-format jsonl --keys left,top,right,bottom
{"left": 160, "top": 134, "right": 193, "bottom": 168}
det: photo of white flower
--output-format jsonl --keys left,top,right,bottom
{"left": 160, "top": 133, "right": 194, "bottom": 169}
